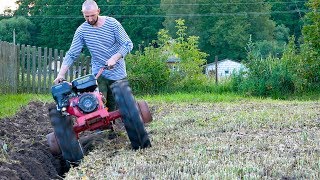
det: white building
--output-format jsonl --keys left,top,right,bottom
{"left": 205, "top": 59, "right": 245, "bottom": 78}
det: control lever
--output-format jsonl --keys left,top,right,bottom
{"left": 95, "top": 65, "right": 114, "bottom": 79}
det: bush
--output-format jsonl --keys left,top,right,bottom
{"left": 126, "top": 46, "right": 170, "bottom": 94}
{"left": 231, "top": 37, "right": 297, "bottom": 98}
{"left": 126, "top": 19, "right": 209, "bottom": 95}
{"left": 231, "top": 35, "right": 319, "bottom": 98}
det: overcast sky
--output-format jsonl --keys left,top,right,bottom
{"left": 0, "top": 0, "right": 18, "bottom": 14}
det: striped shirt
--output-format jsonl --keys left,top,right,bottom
{"left": 62, "top": 17, "right": 133, "bottom": 80}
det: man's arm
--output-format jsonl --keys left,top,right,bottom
{"left": 106, "top": 20, "right": 133, "bottom": 68}
{"left": 113, "top": 19, "right": 133, "bottom": 59}
{"left": 54, "top": 27, "right": 84, "bottom": 84}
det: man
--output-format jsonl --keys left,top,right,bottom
{"left": 54, "top": 0, "right": 133, "bottom": 112}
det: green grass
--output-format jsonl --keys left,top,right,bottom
{"left": 1, "top": 90, "right": 318, "bottom": 119}
{"left": 140, "top": 92, "right": 246, "bottom": 103}
{"left": 0, "top": 94, "right": 52, "bottom": 118}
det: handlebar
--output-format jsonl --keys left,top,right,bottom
{"left": 95, "top": 65, "right": 114, "bottom": 79}
{"left": 57, "top": 78, "right": 67, "bottom": 84}
{"left": 55, "top": 65, "right": 113, "bottom": 84}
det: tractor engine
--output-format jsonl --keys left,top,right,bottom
{"left": 51, "top": 74, "right": 105, "bottom": 117}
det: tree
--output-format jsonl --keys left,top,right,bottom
{"left": 15, "top": 0, "right": 83, "bottom": 49}
{"left": 101, "top": 0, "right": 165, "bottom": 52}
{"left": 266, "top": 0, "right": 308, "bottom": 43}
{"left": 302, "top": 0, "right": 320, "bottom": 53}
{"left": 15, "top": 0, "right": 164, "bottom": 51}
{"left": 161, "top": 0, "right": 277, "bottom": 62}
{"left": 298, "top": 0, "right": 320, "bottom": 90}
{"left": 253, "top": 24, "right": 290, "bottom": 58}
{"left": 0, "top": 16, "right": 36, "bottom": 44}
{"left": 161, "top": 0, "right": 201, "bottom": 37}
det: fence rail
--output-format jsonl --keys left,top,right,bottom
{"left": 0, "top": 41, "right": 91, "bottom": 94}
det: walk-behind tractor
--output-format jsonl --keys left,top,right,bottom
{"left": 46, "top": 67, "right": 152, "bottom": 166}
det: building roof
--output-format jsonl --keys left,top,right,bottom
{"left": 167, "top": 55, "right": 180, "bottom": 63}
{"left": 206, "top": 59, "right": 241, "bottom": 66}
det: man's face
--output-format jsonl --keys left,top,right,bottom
{"left": 83, "top": 8, "right": 100, "bottom": 26}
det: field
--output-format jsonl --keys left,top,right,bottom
{"left": 66, "top": 98, "right": 320, "bottom": 179}
{"left": 0, "top": 93, "right": 319, "bottom": 179}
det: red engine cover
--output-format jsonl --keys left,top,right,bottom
{"left": 66, "top": 91, "right": 105, "bottom": 117}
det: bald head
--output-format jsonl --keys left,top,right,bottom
{"left": 82, "top": 0, "right": 100, "bottom": 26}
{"left": 82, "top": 0, "right": 99, "bottom": 12}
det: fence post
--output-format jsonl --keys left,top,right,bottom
{"left": 37, "top": 47, "right": 42, "bottom": 93}
{"left": 0, "top": 42, "right": 6, "bottom": 93}
{"left": 59, "top": 50, "right": 64, "bottom": 80}
{"left": 43, "top": 47, "right": 48, "bottom": 93}
{"left": 20, "top": 44, "right": 26, "bottom": 91}
{"left": 26, "top": 45, "right": 31, "bottom": 92}
{"left": 32, "top": 46, "right": 36, "bottom": 93}
{"left": 215, "top": 55, "right": 218, "bottom": 84}
{"left": 54, "top": 49, "right": 58, "bottom": 79}
{"left": 11, "top": 43, "right": 18, "bottom": 93}
{"left": 48, "top": 48, "right": 53, "bottom": 93}
{"left": 86, "top": 56, "right": 90, "bottom": 74}
{"left": 15, "top": 44, "right": 20, "bottom": 93}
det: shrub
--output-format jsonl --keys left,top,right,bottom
{"left": 231, "top": 37, "right": 296, "bottom": 98}
{"left": 126, "top": 46, "right": 170, "bottom": 94}
{"left": 126, "top": 19, "right": 209, "bottom": 95}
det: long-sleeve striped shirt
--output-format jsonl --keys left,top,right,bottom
{"left": 62, "top": 17, "right": 133, "bottom": 80}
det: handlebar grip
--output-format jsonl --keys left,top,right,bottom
{"left": 58, "top": 78, "right": 67, "bottom": 83}
{"left": 104, "top": 65, "right": 114, "bottom": 70}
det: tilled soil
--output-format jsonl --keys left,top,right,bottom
{"left": 0, "top": 101, "right": 115, "bottom": 180}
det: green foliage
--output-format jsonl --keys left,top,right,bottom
{"left": 15, "top": 0, "right": 84, "bottom": 50}
{"left": 161, "top": 0, "right": 200, "bottom": 38}
{"left": 126, "top": 46, "right": 171, "bottom": 94}
{"left": 14, "top": 0, "right": 164, "bottom": 51}
{"left": 160, "top": 19, "right": 209, "bottom": 93}
{"left": 207, "top": 16, "right": 251, "bottom": 60}
{"left": 302, "top": 0, "right": 320, "bottom": 54}
{"left": 292, "top": 0, "right": 320, "bottom": 92}
{"left": 234, "top": 57, "right": 295, "bottom": 98}
{"left": 232, "top": 37, "right": 297, "bottom": 98}
{"left": 274, "top": 24, "right": 290, "bottom": 43}
{"left": 266, "top": 0, "right": 308, "bottom": 43}
{"left": 104, "top": 0, "right": 165, "bottom": 50}
{"left": 126, "top": 19, "right": 209, "bottom": 94}
{"left": 161, "top": 0, "right": 307, "bottom": 62}
{"left": 253, "top": 40, "right": 285, "bottom": 59}
{"left": 161, "top": 0, "right": 277, "bottom": 61}
{"left": 171, "top": 20, "right": 208, "bottom": 77}
{"left": 251, "top": 24, "right": 290, "bottom": 59}
{"left": 0, "top": 16, "right": 36, "bottom": 44}
{"left": 231, "top": 33, "right": 319, "bottom": 98}
{"left": 291, "top": 43, "right": 320, "bottom": 92}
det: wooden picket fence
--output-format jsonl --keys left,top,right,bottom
{"left": 0, "top": 41, "right": 91, "bottom": 94}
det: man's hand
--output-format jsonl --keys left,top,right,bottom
{"left": 106, "top": 53, "right": 123, "bottom": 68}
{"left": 53, "top": 75, "right": 65, "bottom": 84}
{"left": 107, "top": 58, "right": 117, "bottom": 68}
{"left": 53, "top": 64, "right": 69, "bottom": 84}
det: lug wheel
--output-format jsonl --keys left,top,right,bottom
{"left": 137, "top": 100, "right": 152, "bottom": 124}
{"left": 48, "top": 107, "right": 84, "bottom": 166}
{"left": 111, "top": 80, "right": 151, "bottom": 150}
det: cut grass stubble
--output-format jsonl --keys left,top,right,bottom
{"left": 66, "top": 99, "right": 320, "bottom": 179}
